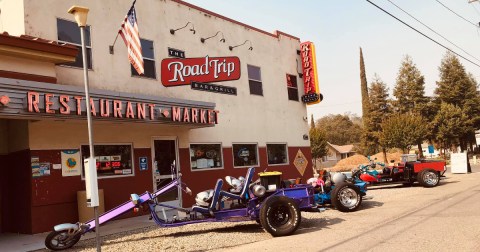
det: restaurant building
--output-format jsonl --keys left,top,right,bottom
{"left": 0, "top": 0, "right": 318, "bottom": 234}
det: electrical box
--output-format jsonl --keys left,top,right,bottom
{"left": 84, "top": 157, "right": 99, "bottom": 207}
{"left": 259, "top": 171, "right": 282, "bottom": 192}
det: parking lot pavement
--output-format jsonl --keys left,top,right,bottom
{"left": 223, "top": 168, "right": 480, "bottom": 252}
{"left": 26, "top": 166, "right": 480, "bottom": 252}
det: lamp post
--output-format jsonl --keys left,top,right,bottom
{"left": 68, "top": 6, "right": 101, "bottom": 252}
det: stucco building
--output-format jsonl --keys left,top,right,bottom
{"left": 0, "top": 0, "right": 316, "bottom": 233}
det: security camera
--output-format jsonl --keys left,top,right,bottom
{"left": 303, "top": 116, "right": 308, "bottom": 121}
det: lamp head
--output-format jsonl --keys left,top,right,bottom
{"left": 68, "top": 6, "right": 89, "bottom": 27}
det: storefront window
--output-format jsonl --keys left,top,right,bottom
{"left": 131, "top": 38, "right": 156, "bottom": 79}
{"left": 81, "top": 144, "right": 134, "bottom": 178}
{"left": 232, "top": 143, "right": 259, "bottom": 167}
{"left": 190, "top": 143, "right": 223, "bottom": 170}
{"left": 57, "top": 18, "right": 92, "bottom": 69}
{"left": 267, "top": 143, "right": 288, "bottom": 165}
{"left": 286, "top": 74, "right": 299, "bottom": 101}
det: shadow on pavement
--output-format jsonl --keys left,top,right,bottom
{"left": 297, "top": 216, "right": 345, "bottom": 234}
{"left": 359, "top": 200, "right": 384, "bottom": 210}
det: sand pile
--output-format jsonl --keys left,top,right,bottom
{"left": 330, "top": 154, "right": 369, "bottom": 172}
{"left": 371, "top": 151, "right": 403, "bottom": 164}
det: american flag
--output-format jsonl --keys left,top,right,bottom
{"left": 119, "top": 4, "right": 144, "bottom": 75}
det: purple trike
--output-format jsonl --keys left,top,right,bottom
{"left": 45, "top": 167, "right": 319, "bottom": 250}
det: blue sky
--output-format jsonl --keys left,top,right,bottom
{"left": 185, "top": 0, "right": 480, "bottom": 120}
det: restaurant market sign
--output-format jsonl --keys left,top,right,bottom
{"left": 299, "top": 41, "right": 321, "bottom": 105}
{"left": 0, "top": 78, "right": 218, "bottom": 126}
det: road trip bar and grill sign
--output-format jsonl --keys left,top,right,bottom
{"left": 0, "top": 79, "right": 219, "bottom": 125}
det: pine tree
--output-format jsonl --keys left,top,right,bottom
{"left": 309, "top": 115, "right": 327, "bottom": 171}
{"left": 365, "top": 75, "right": 391, "bottom": 157}
{"left": 359, "top": 47, "right": 374, "bottom": 155}
{"left": 393, "top": 55, "right": 429, "bottom": 156}
{"left": 435, "top": 52, "right": 480, "bottom": 151}
{"left": 360, "top": 48, "right": 369, "bottom": 116}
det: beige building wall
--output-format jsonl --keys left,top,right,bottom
{"left": 0, "top": 55, "right": 57, "bottom": 78}
{"left": 5, "top": 0, "right": 310, "bottom": 148}
{"left": 0, "top": 0, "right": 25, "bottom": 36}
{"left": 28, "top": 120, "right": 191, "bottom": 150}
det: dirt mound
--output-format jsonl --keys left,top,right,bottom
{"left": 370, "top": 151, "right": 403, "bottom": 164}
{"left": 330, "top": 154, "right": 369, "bottom": 172}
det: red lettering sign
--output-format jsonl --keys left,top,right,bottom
{"left": 161, "top": 56, "right": 241, "bottom": 86}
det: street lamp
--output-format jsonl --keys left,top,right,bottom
{"left": 68, "top": 5, "right": 101, "bottom": 252}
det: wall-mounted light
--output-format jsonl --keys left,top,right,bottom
{"left": 296, "top": 59, "right": 303, "bottom": 78}
{"left": 200, "top": 31, "right": 225, "bottom": 43}
{"left": 170, "top": 21, "right": 196, "bottom": 35}
{"left": 229, "top": 40, "right": 253, "bottom": 51}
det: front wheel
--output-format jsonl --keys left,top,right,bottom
{"left": 331, "top": 182, "right": 362, "bottom": 212}
{"left": 45, "top": 230, "right": 81, "bottom": 251}
{"left": 260, "top": 196, "right": 301, "bottom": 237}
{"left": 417, "top": 169, "right": 440, "bottom": 187}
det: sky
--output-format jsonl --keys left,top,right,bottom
{"left": 185, "top": 0, "right": 480, "bottom": 121}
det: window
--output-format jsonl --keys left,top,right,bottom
{"left": 266, "top": 143, "right": 288, "bottom": 165}
{"left": 232, "top": 143, "right": 259, "bottom": 167}
{"left": 81, "top": 144, "right": 134, "bottom": 178}
{"left": 190, "top": 143, "right": 223, "bottom": 170}
{"left": 57, "top": 18, "right": 92, "bottom": 69}
{"left": 131, "top": 38, "right": 156, "bottom": 79}
{"left": 286, "top": 74, "right": 299, "bottom": 101}
{"left": 247, "top": 65, "right": 263, "bottom": 96}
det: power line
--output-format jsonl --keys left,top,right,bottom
{"left": 365, "top": 0, "right": 480, "bottom": 68}
{"left": 435, "top": 0, "right": 479, "bottom": 28}
{"left": 386, "top": 0, "right": 480, "bottom": 63}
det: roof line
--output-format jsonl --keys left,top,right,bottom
{"left": 171, "top": 0, "right": 300, "bottom": 41}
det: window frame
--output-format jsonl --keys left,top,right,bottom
{"left": 80, "top": 143, "right": 135, "bottom": 180}
{"left": 232, "top": 142, "right": 260, "bottom": 168}
{"left": 266, "top": 143, "right": 289, "bottom": 166}
{"left": 131, "top": 38, "right": 157, "bottom": 79}
{"left": 247, "top": 64, "right": 263, "bottom": 96}
{"left": 189, "top": 142, "right": 224, "bottom": 171}
{"left": 286, "top": 73, "right": 299, "bottom": 101}
{"left": 56, "top": 17, "right": 93, "bottom": 70}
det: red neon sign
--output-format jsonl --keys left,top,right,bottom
{"left": 300, "top": 42, "right": 321, "bottom": 105}
{"left": 161, "top": 56, "right": 241, "bottom": 86}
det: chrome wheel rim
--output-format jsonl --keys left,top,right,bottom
{"left": 423, "top": 171, "right": 439, "bottom": 185}
{"left": 338, "top": 187, "right": 358, "bottom": 208}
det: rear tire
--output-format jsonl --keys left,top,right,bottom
{"left": 331, "top": 182, "right": 362, "bottom": 212}
{"left": 417, "top": 169, "right": 440, "bottom": 187}
{"left": 260, "top": 196, "right": 301, "bottom": 237}
{"left": 45, "top": 230, "right": 81, "bottom": 251}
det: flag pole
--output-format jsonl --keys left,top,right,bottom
{"left": 109, "top": 0, "right": 137, "bottom": 54}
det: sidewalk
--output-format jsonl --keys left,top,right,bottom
{"left": 0, "top": 214, "right": 157, "bottom": 252}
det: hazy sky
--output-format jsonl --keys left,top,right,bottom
{"left": 185, "top": 0, "right": 480, "bottom": 120}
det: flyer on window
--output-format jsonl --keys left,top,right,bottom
{"left": 61, "top": 150, "right": 82, "bottom": 177}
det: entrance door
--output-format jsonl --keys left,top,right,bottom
{"left": 152, "top": 138, "right": 180, "bottom": 206}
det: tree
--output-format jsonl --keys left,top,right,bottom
{"left": 360, "top": 47, "right": 369, "bottom": 117}
{"left": 316, "top": 114, "right": 362, "bottom": 145}
{"left": 309, "top": 115, "right": 327, "bottom": 170}
{"left": 363, "top": 74, "right": 391, "bottom": 156}
{"left": 434, "top": 52, "right": 480, "bottom": 152}
{"left": 379, "top": 113, "right": 428, "bottom": 153}
{"left": 393, "top": 55, "right": 429, "bottom": 156}
{"left": 432, "top": 103, "right": 468, "bottom": 153}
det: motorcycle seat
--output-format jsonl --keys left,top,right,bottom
{"left": 192, "top": 179, "right": 223, "bottom": 214}
{"left": 220, "top": 167, "right": 255, "bottom": 200}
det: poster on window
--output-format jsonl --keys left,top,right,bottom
{"left": 293, "top": 149, "right": 308, "bottom": 176}
{"left": 61, "top": 150, "right": 81, "bottom": 177}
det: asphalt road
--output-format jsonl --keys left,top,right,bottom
{"left": 55, "top": 165, "right": 480, "bottom": 252}
{"left": 221, "top": 167, "right": 480, "bottom": 252}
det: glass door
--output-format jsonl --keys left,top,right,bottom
{"left": 152, "top": 138, "right": 179, "bottom": 206}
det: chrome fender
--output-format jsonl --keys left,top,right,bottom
{"left": 54, "top": 223, "right": 80, "bottom": 232}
